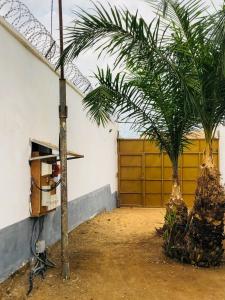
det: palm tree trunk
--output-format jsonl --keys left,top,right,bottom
{"left": 202, "top": 140, "right": 214, "bottom": 171}
{"left": 171, "top": 165, "right": 182, "bottom": 200}
{"left": 163, "top": 163, "right": 188, "bottom": 261}
{"left": 186, "top": 140, "right": 225, "bottom": 267}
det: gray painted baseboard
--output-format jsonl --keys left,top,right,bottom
{"left": 0, "top": 184, "right": 116, "bottom": 283}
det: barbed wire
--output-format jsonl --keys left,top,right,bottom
{"left": 0, "top": 0, "right": 92, "bottom": 94}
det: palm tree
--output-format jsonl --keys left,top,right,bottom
{"left": 84, "top": 65, "right": 194, "bottom": 258}
{"left": 151, "top": 0, "right": 225, "bottom": 267}
{"left": 59, "top": 4, "right": 198, "bottom": 259}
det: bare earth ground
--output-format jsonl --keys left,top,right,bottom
{"left": 1, "top": 208, "right": 225, "bottom": 300}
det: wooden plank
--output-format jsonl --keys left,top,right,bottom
{"left": 30, "top": 154, "right": 58, "bottom": 161}
{"left": 120, "top": 194, "right": 142, "bottom": 206}
{"left": 30, "top": 152, "right": 41, "bottom": 216}
{"left": 30, "top": 138, "right": 83, "bottom": 158}
{"left": 30, "top": 152, "right": 58, "bottom": 217}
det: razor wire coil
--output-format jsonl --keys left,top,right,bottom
{"left": 0, "top": 0, "right": 92, "bottom": 94}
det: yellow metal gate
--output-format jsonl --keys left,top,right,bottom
{"left": 118, "top": 139, "right": 219, "bottom": 208}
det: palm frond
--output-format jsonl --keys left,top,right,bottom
{"left": 84, "top": 65, "right": 196, "bottom": 166}
{"left": 58, "top": 2, "right": 197, "bottom": 98}
{"left": 58, "top": 3, "right": 153, "bottom": 69}
{"left": 146, "top": 0, "right": 225, "bottom": 145}
{"left": 83, "top": 67, "right": 145, "bottom": 126}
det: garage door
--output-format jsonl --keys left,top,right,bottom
{"left": 118, "top": 139, "right": 219, "bottom": 208}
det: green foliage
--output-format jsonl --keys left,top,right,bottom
{"left": 59, "top": 0, "right": 225, "bottom": 165}
{"left": 163, "top": 206, "right": 188, "bottom": 260}
{"left": 163, "top": 210, "right": 177, "bottom": 241}
{"left": 148, "top": 0, "right": 225, "bottom": 145}
{"left": 163, "top": 209, "right": 179, "bottom": 257}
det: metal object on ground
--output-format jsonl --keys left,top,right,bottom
{"left": 36, "top": 240, "right": 46, "bottom": 254}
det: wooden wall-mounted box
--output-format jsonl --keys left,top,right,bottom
{"left": 29, "top": 139, "right": 84, "bottom": 218}
{"left": 30, "top": 151, "right": 58, "bottom": 217}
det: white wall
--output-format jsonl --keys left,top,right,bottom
{"left": 218, "top": 125, "right": 225, "bottom": 185}
{"left": 0, "top": 18, "right": 118, "bottom": 230}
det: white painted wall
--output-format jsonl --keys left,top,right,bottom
{"left": 0, "top": 18, "right": 118, "bottom": 230}
{"left": 218, "top": 125, "right": 225, "bottom": 185}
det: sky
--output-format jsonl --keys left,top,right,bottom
{"left": 21, "top": 0, "right": 224, "bottom": 83}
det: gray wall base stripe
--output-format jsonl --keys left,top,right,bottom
{"left": 0, "top": 184, "right": 116, "bottom": 283}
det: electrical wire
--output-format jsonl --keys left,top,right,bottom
{"left": 30, "top": 218, "right": 56, "bottom": 267}
{"left": 27, "top": 217, "right": 56, "bottom": 295}
{"left": 31, "top": 177, "right": 61, "bottom": 192}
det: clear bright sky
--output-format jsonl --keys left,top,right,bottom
{"left": 21, "top": 0, "right": 223, "bottom": 82}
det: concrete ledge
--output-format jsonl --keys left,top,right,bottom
{"left": 0, "top": 185, "right": 116, "bottom": 282}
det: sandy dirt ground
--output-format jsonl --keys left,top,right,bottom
{"left": 1, "top": 208, "right": 225, "bottom": 300}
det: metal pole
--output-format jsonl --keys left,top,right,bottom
{"left": 58, "top": 0, "right": 70, "bottom": 280}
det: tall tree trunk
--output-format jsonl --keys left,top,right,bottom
{"left": 163, "top": 163, "right": 188, "bottom": 261}
{"left": 202, "top": 140, "right": 214, "bottom": 171}
{"left": 186, "top": 140, "right": 225, "bottom": 267}
{"left": 171, "top": 165, "right": 182, "bottom": 200}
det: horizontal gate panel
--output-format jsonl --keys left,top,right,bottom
{"left": 144, "top": 141, "right": 161, "bottom": 152}
{"left": 119, "top": 140, "right": 144, "bottom": 153}
{"left": 146, "top": 181, "right": 162, "bottom": 194}
{"left": 120, "top": 180, "right": 142, "bottom": 193}
{"left": 120, "top": 155, "right": 142, "bottom": 166}
{"left": 118, "top": 139, "right": 219, "bottom": 208}
{"left": 145, "top": 194, "right": 162, "bottom": 207}
{"left": 182, "top": 154, "right": 199, "bottom": 167}
{"left": 120, "top": 167, "right": 142, "bottom": 180}
{"left": 146, "top": 168, "right": 161, "bottom": 180}
{"left": 145, "top": 154, "right": 161, "bottom": 167}
{"left": 120, "top": 194, "right": 142, "bottom": 206}
{"left": 182, "top": 168, "right": 199, "bottom": 180}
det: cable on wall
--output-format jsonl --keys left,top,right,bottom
{"left": 27, "top": 217, "right": 56, "bottom": 295}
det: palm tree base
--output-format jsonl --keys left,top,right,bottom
{"left": 186, "top": 167, "right": 225, "bottom": 267}
{"left": 163, "top": 198, "right": 188, "bottom": 261}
